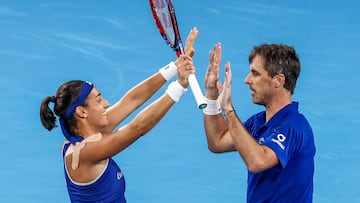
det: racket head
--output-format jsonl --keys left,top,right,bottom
{"left": 149, "top": 0, "right": 183, "bottom": 55}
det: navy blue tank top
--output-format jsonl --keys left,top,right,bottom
{"left": 62, "top": 142, "right": 126, "bottom": 203}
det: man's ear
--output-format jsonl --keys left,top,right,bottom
{"left": 274, "top": 73, "right": 285, "bottom": 88}
{"left": 75, "top": 106, "right": 87, "bottom": 118}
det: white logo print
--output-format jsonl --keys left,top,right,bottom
{"left": 117, "top": 172, "right": 123, "bottom": 180}
{"left": 259, "top": 138, "right": 265, "bottom": 144}
{"left": 271, "top": 133, "right": 286, "bottom": 150}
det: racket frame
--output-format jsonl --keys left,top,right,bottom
{"left": 149, "top": 0, "right": 207, "bottom": 109}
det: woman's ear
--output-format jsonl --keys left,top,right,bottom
{"left": 75, "top": 106, "right": 87, "bottom": 118}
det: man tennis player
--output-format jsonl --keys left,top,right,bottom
{"left": 202, "top": 43, "right": 316, "bottom": 202}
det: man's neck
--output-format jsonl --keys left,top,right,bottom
{"left": 265, "top": 93, "right": 292, "bottom": 122}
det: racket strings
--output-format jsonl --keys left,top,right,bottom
{"left": 151, "top": 0, "right": 177, "bottom": 49}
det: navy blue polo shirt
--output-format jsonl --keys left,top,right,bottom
{"left": 243, "top": 102, "right": 315, "bottom": 203}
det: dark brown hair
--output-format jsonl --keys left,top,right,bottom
{"left": 249, "top": 43, "right": 301, "bottom": 94}
{"left": 40, "top": 80, "right": 85, "bottom": 134}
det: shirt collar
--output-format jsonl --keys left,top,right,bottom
{"left": 266, "top": 102, "right": 299, "bottom": 127}
{"left": 253, "top": 102, "right": 299, "bottom": 136}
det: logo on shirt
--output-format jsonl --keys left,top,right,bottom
{"left": 117, "top": 172, "right": 123, "bottom": 180}
{"left": 258, "top": 138, "right": 265, "bottom": 144}
{"left": 271, "top": 133, "right": 286, "bottom": 150}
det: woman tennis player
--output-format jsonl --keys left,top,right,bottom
{"left": 39, "top": 30, "right": 198, "bottom": 202}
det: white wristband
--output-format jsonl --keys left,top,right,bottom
{"left": 166, "top": 80, "right": 187, "bottom": 102}
{"left": 203, "top": 97, "right": 222, "bottom": 115}
{"left": 159, "top": 61, "right": 177, "bottom": 81}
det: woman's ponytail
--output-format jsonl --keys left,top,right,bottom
{"left": 40, "top": 96, "right": 57, "bottom": 131}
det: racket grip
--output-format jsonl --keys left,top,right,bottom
{"left": 188, "top": 74, "right": 207, "bottom": 109}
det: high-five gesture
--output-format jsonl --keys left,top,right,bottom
{"left": 205, "top": 43, "right": 222, "bottom": 100}
{"left": 217, "top": 62, "right": 233, "bottom": 113}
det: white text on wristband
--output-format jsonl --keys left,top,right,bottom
{"left": 159, "top": 61, "right": 177, "bottom": 81}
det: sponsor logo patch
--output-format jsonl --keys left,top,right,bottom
{"left": 271, "top": 133, "right": 286, "bottom": 150}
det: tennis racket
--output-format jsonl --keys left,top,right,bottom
{"left": 149, "top": 0, "right": 207, "bottom": 109}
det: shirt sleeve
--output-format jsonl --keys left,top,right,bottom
{"left": 262, "top": 126, "right": 294, "bottom": 169}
